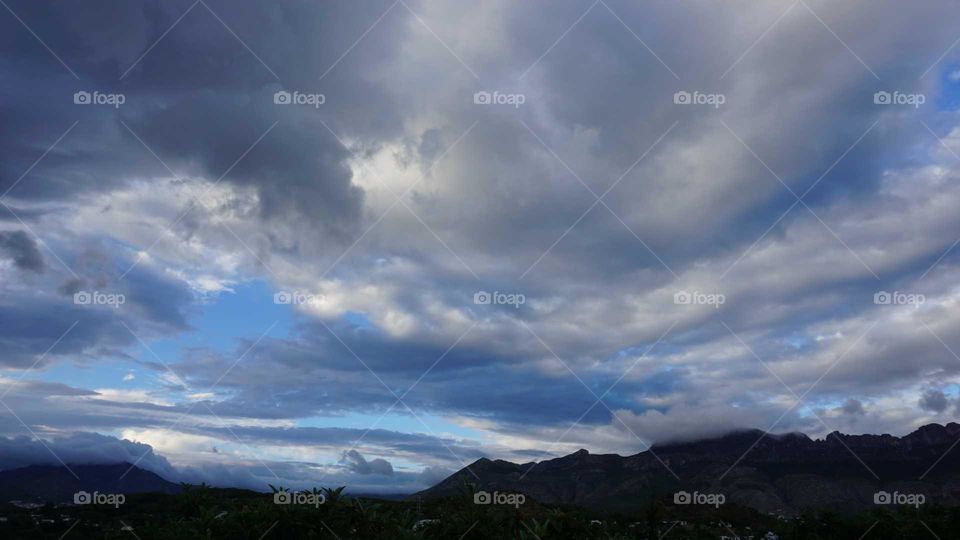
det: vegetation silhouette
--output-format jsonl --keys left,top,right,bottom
{"left": 0, "top": 481, "right": 956, "bottom": 538}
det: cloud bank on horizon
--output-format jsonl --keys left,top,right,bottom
{"left": 2, "top": 0, "right": 960, "bottom": 493}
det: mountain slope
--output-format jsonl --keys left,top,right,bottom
{"left": 415, "top": 423, "right": 960, "bottom": 513}
{"left": 0, "top": 463, "right": 181, "bottom": 503}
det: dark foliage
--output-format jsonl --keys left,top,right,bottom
{"left": 0, "top": 482, "right": 955, "bottom": 539}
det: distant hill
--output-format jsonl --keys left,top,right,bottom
{"left": 0, "top": 463, "right": 181, "bottom": 503}
{"left": 414, "top": 423, "right": 960, "bottom": 513}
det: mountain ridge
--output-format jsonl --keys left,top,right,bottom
{"left": 415, "top": 422, "right": 960, "bottom": 513}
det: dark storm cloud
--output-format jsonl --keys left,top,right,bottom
{"left": 0, "top": 0, "right": 406, "bottom": 243}
{"left": 128, "top": 92, "right": 363, "bottom": 239}
{"left": 0, "top": 230, "right": 44, "bottom": 271}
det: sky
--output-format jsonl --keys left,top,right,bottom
{"left": 2, "top": 0, "right": 960, "bottom": 494}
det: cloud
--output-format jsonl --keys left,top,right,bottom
{"left": 616, "top": 403, "right": 782, "bottom": 446}
{"left": 0, "top": 431, "right": 424, "bottom": 493}
{"left": 418, "top": 465, "right": 453, "bottom": 486}
{"left": 0, "top": 0, "right": 412, "bottom": 250}
{"left": 0, "top": 256, "right": 195, "bottom": 368}
{"left": 0, "top": 230, "right": 43, "bottom": 272}
{"left": 920, "top": 389, "right": 949, "bottom": 413}
{"left": 0, "top": 432, "right": 175, "bottom": 480}
{"left": 841, "top": 399, "right": 866, "bottom": 416}
{"left": 340, "top": 449, "right": 394, "bottom": 476}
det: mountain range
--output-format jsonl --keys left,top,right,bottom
{"left": 414, "top": 423, "right": 960, "bottom": 514}
{"left": 3, "top": 424, "right": 960, "bottom": 515}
